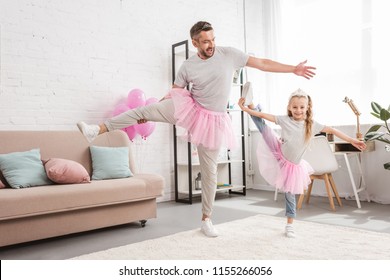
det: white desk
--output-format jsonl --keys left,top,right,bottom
{"left": 332, "top": 141, "right": 375, "bottom": 208}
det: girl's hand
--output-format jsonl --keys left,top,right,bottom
{"left": 238, "top": 97, "right": 247, "bottom": 111}
{"left": 351, "top": 139, "right": 367, "bottom": 151}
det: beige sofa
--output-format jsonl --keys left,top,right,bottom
{"left": 0, "top": 130, "right": 165, "bottom": 247}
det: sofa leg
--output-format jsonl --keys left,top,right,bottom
{"left": 140, "top": 220, "right": 147, "bottom": 227}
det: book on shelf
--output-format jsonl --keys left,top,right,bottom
{"left": 217, "top": 183, "right": 231, "bottom": 189}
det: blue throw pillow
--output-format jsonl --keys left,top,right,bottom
{"left": 90, "top": 146, "right": 133, "bottom": 180}
{"left": 0, "top": 149, "right": 52, "bottom": 189}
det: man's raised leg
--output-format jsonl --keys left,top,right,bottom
{"left": 78, "top": 99, "right": 176, "bottom": 142}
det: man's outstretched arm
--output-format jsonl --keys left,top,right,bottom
{"left": 246, "top": 57, "right": 316, "bottom": 80}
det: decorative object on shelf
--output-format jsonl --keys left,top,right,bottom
{"left": 364, "top": 101, "right": 390, "bottom": 170}
{"left": 217, "top": 183, "right": 231, "bottom": 189}
{"left": 343, "top": 96, "right": 363, "bottom": 140}
{"left": 194, "top": 172, "right": 202, "bottom": 190}
{"left": 326, "top": 133, "right": 334, "bottom": 142}
{"left": 191, "top": 145, "right": 199, "bottom": 164}
{"left": 242, "top": 82, "right": 253, "bottom": 106}
{"left": 233, "top": 68, "right": 242, "bottom": 84}
{"left": 217, "top": 148, "right": 228, "bottom": 162}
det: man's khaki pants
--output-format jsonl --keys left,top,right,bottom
{"left": 105, "top": 99, "right": 220, "bottom": 216}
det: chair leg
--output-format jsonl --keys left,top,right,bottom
{"left": 329, "top": 173, "right": 342, "bottom": 207}
{"left": 324, "top": 174, "right": 336, "bottom": 211}
{"left": 306, "top": 180, "right": 314, "bottom": 204}
{"left": 274, "top": 188, "right": 278, "bottom": 201}
{"left": 297, "top": 192, "right": 305, "bottom": 209}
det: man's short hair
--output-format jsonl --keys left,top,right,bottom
{"left": 190, "top": 21, "right": 213, "bottom": 39}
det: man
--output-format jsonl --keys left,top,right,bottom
{"left": 77, "top": 21, "right": 316, "bottom": 237}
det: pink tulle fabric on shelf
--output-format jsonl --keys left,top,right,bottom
{"left": 256, "top": 124, "right": 313, "bottom": 194}
{"left": 169, "top": 88, "right": 236, "bottom": 150}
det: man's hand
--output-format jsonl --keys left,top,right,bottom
{"left": 294, "top": 60, "right": 316, "bottom": 79}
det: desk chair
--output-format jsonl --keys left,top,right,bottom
{"left": 298, "top": 135, "right": 342, "bottom": 211}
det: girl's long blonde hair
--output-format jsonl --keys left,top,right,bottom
{"left": 287, "top": 89, "right": 313, "bottom": 143}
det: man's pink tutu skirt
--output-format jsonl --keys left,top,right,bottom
{"left": 256, "top": 124, "right": 313, "bottom": 195}
{"left": 168, "top": 88, "right": 236, "bottom": 151}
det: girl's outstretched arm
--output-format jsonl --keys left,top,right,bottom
{"left": 321, "top": 126, "right": 367, "bottom": 151}
{"left": 238, "top": 98, "right": 276, "bottom": 123}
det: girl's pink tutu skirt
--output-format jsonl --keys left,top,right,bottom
{"left": 168, "top": 88, "right": 236, "bottom": 150}
{"left": 256, "top": 124, "right": 313, "bottom": 195}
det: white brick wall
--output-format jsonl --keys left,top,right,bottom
{"left": 0, "top": 0, "right": 245, "bottom": 201}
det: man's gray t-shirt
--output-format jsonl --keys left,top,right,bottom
{"left": 275, "top": 115, "right": 325, "bottom": 164}
{"left": 174, "top": 46, "right": 249, "bottom": 112}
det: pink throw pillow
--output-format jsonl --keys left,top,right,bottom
{"left": 44, "top": 158, "right": 90, "bottom": 184}
{"left": 0, "top": 179, "right": 5, "bottom": 188}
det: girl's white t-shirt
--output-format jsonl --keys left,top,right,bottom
{"left": 275, "top": 115, "right": 325, "bottom": 164}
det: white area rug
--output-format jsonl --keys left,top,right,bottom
{"left": 72, "top": 214, "right": 390, "bottom": 260}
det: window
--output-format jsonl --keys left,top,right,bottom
{"left": 248, "top": 0, "right": 389, "bottom": 126}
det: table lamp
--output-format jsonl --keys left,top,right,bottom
{"left": 343, "top": 96, "right": 363, "bottom": 140}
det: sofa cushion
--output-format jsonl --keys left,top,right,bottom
{"left": 44, "top": 158, "right": 91, "bottom": 184}
{"left": 132, "top": 174, "right": 165, "bottom": 197}
{"left": 0, "top": 176, "right": 165, "bottom": 220}
{"left": 0, "top": 149, "right": 52, "bottom": 189}
{"left": 90, "top": 146, "right": 133, "bottom": 180}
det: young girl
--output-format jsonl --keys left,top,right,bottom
{"left": 238, "top": 88, "right": 366, "bottom": 238}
